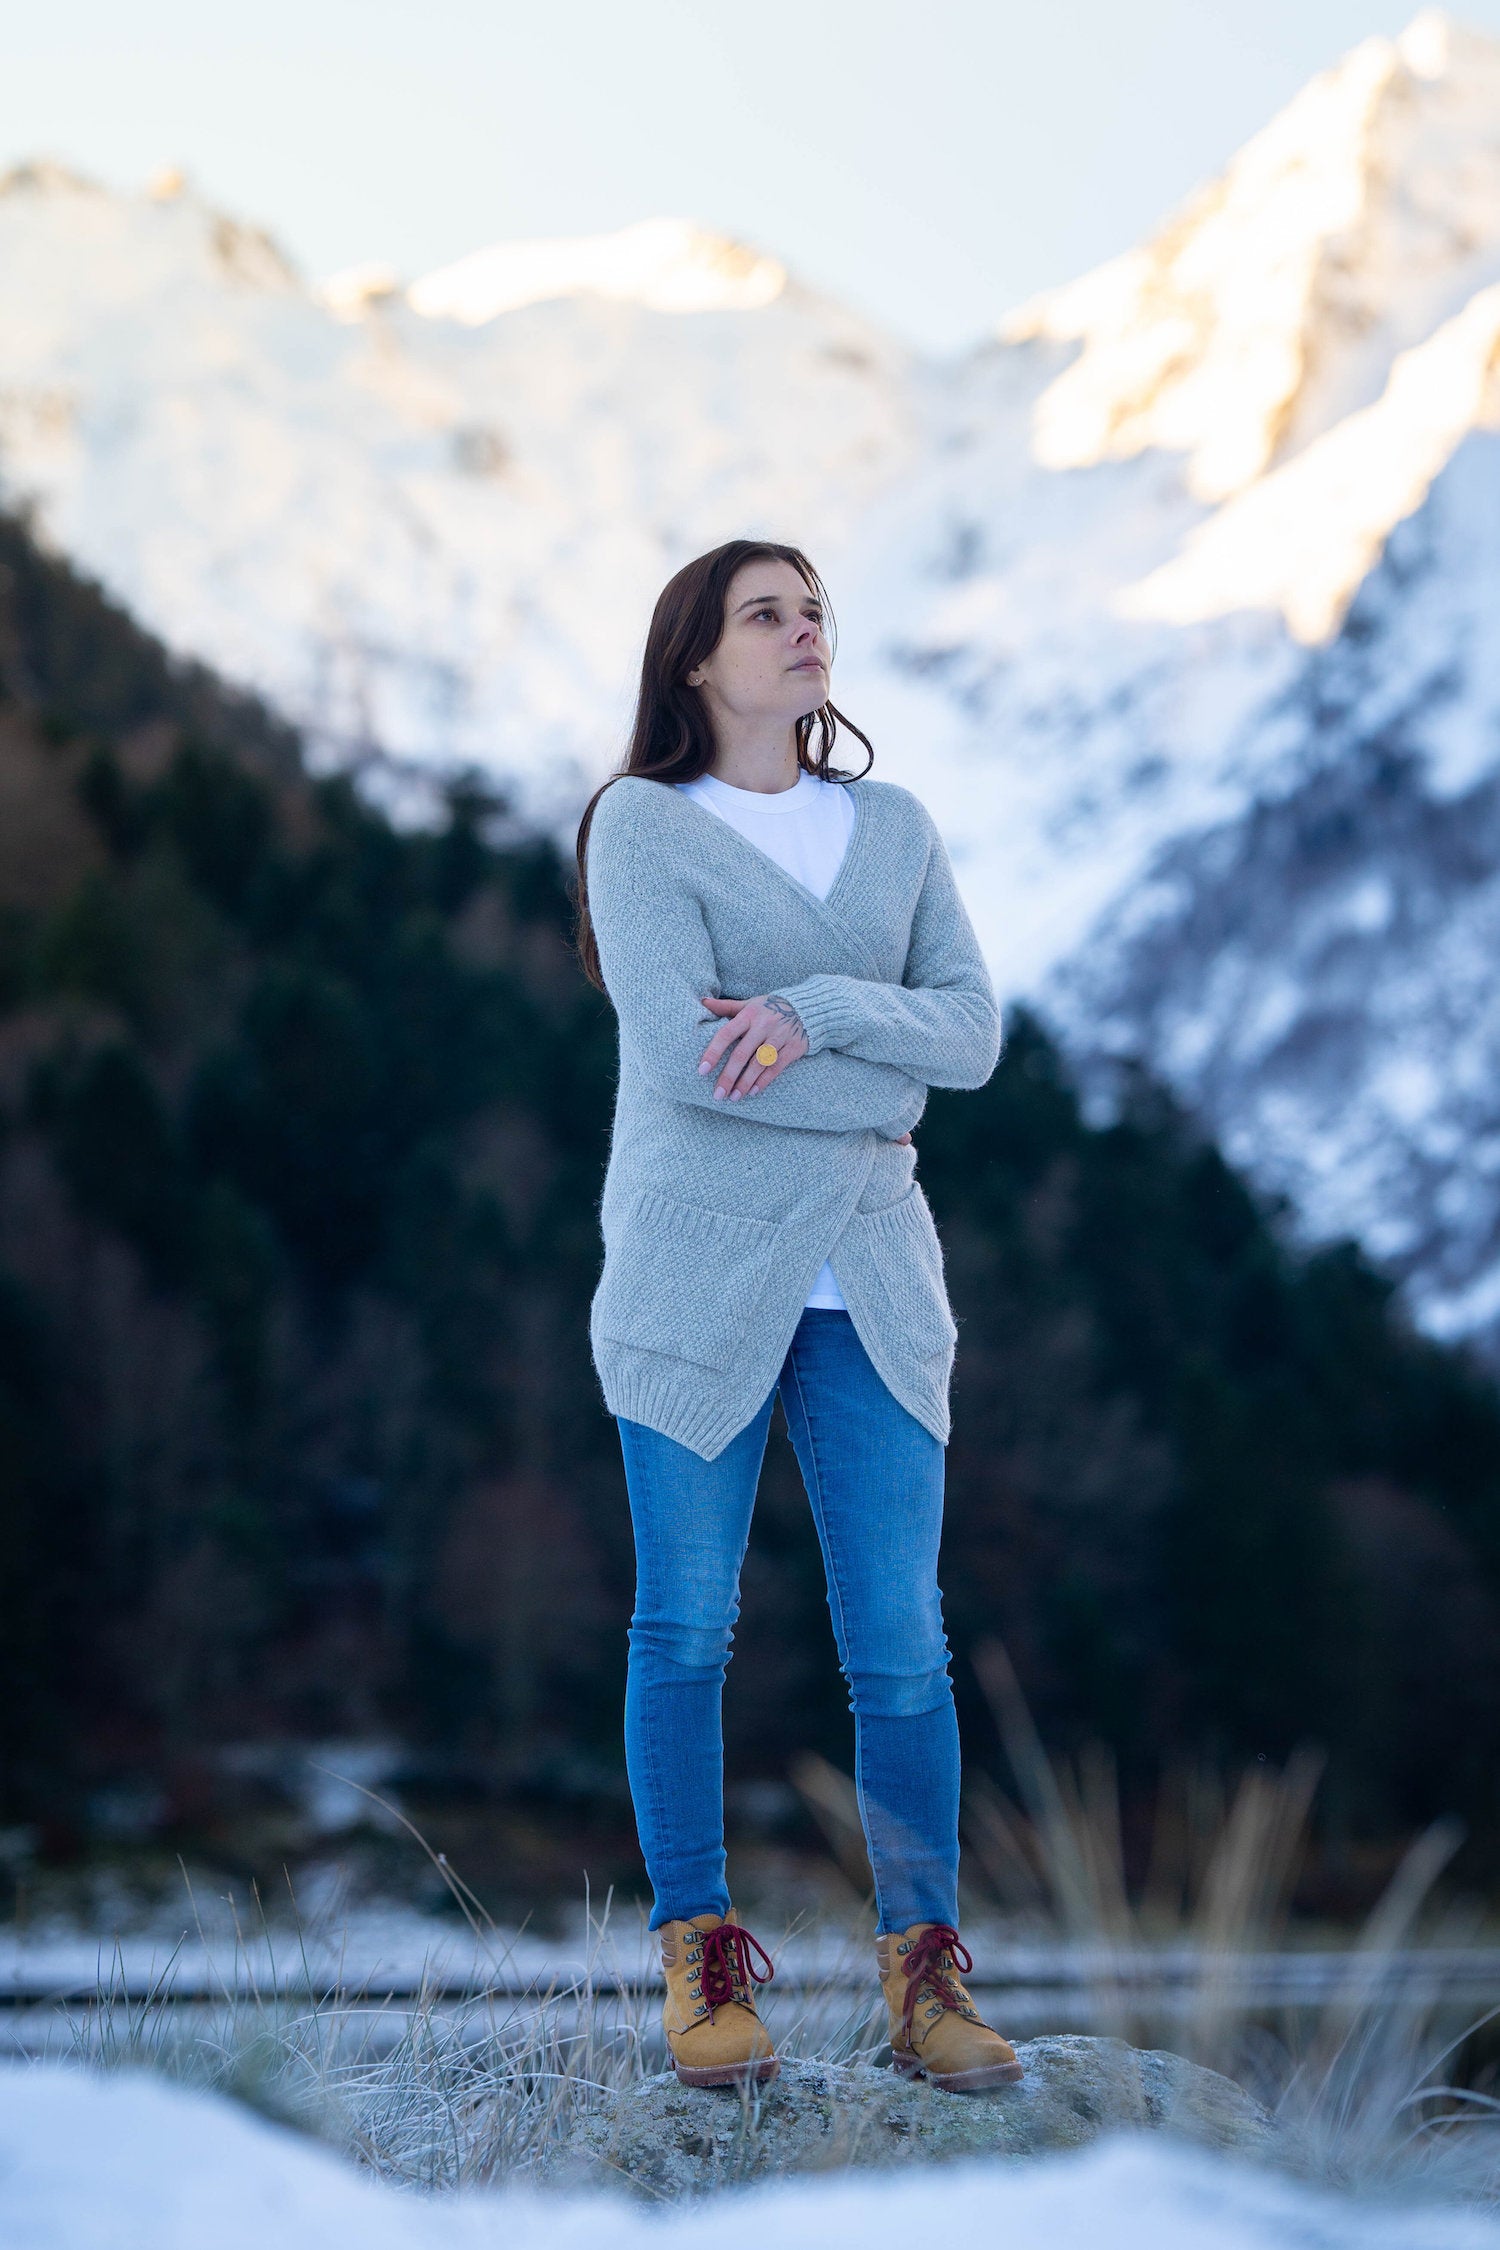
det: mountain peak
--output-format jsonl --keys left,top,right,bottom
{"left": 0, "top": 161, "right": 303, "bottom": 298}
{"left": 1120, "top": 275, "right": 1500, "bottom": 640}
{"left": 0, "top": 158, "right": 103, "bottom": 203}
{"left": 405, "top": 216, "right": 786, "bottom": 325}
{"left": 1397, "top": 7, "right": 1460, "bottom": 76}
{"left": 1001, "top": 14, "right": 1500, "bottom": 501}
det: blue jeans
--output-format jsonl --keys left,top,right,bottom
{"left": 617, "top": 1308, "right": 960, "bottom": 1934}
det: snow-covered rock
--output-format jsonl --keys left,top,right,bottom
{"left": 2, "top": 2063, "right": 1497, "bottom": 2250}
{"left": 547, "top": 2039, "right": 1276, "bottom": 2195}
{"left": 4, "top": 16, "right": 1500, "bottom": 1347}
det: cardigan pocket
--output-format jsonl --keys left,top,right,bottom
{"left": 844, "top": 1185, "right": 958, "bottom": 1359}
{"left": 593, "top": 1190, "right": 782, "bottom": 1371}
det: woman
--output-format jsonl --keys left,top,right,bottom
{"left": 574, "top": 539, "right": 1020, "bottom": 2093}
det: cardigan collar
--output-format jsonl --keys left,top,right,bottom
{"left": 658, "top": 775, "right": 884, "bottom": 980}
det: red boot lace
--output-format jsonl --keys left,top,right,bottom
{"left": 699, "top": 1920, "right": 776, "bottom": 2020}
{"left": 898, "top": 1923, "right": 973, "bottom": 2039}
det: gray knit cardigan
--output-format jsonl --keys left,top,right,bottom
{"left": 586, "top": 773, "right": 1001, "bottom": 1459}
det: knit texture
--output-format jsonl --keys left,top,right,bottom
{"left": 586, "top": 774, "right": 1001, "bottom": 1459}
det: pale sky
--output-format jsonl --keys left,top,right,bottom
{"left": 5, "top": 2, "right": 1499, "bottom": 352}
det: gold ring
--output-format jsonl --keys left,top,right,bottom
{"left": 755, "top": 1043, "right": 779, "bottom": 1067}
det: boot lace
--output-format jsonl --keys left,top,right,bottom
{"left": 898, "top": 1923, "right": 974, "bottom": 2039}
{"left": 698, "top": 1920, "right": 775, "bottom": 2020}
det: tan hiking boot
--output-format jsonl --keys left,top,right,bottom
{"left": 659, "top": 1910, "right": 779, "bottom": 2088}
{"left": 876, "top": 1921, "right": 1023, "bottom": 2092}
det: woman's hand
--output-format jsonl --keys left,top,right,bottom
{"left": 699, "top": 994, "right": 809, "bottom": 1101}
{"left": 699, "top": 996, "right": 915, "bottom": 1141}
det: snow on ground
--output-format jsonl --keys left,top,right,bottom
{"left": 0, "top": 1894, "right": 906, "bottom": 2002}
{"left": 2, "top": 2064, "right": 1497, "bottom": 2250}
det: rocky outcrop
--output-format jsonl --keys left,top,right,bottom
{"left": 546, "top": 2036, "right": 1277, "bottom": 2199}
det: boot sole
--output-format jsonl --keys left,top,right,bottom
{"left": 892, "top": 2050, "right": 1024, "bottom": 2092}
{"left": 672, "top": 2055, "right": 780, "bottom": 2089}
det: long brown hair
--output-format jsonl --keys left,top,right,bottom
{"left": 572, "top": 539, "right": 873, "bottom": 991}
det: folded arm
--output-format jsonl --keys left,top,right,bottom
{"left": 770, "top": 825, "right": 1001, "bottom": 1089}
{"left": 588, "top": 818, "right": 926, "bottom": 1138}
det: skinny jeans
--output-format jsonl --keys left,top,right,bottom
{"left": 617, "top": 1307, "right": 960, "bottom": 1934}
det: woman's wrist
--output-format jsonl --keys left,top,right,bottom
{"left": 764, "top": 994, "right": 807, "bottom": 1045}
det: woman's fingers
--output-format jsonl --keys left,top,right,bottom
{"left": 699, "top": 995, "right": 809, "bottom": 1101}
{"left": 731, "top": 1052, "right": 779, "bottom": 1099}
{"left": 739, "top": 1033, "right": 805, "bottom": 1098}
{"left": 700, "top": 996, "right": 769, "bottom": 1095}
{"left": 715, "top": 1024, "right": 769, "bottom": 1101}
{"left": 719, "top": 1027, "right": 808, "bottom": 1101}
{"left": 699, "top": 1006, "right": 749, "bottom": 1097}
{"left": 698, "top": 997, "right": 753, "bottom": 1078}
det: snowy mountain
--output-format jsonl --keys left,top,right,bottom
{"left": 0, "top": 163, "right": 916, "bottom": 820}
{"left": 838, "top": 10, "right": 1500, "bottom": 1348}
{"left": 1049, "top": 424, "right": 1500, "bottom": 1345}
{"left": 3, "top": 13, "right": 1500, "bottom": 1349}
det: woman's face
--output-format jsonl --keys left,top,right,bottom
{"left": 688, "top": 558, "right": 831, "bottom": 728}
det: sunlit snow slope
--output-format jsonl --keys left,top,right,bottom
{"left": 839, "top": 10, "right": 1500, "bottom": 1349}
{"left": 0, "top": 165, "right": 915, "bottom": 821}
{"left": 2, "top": 14, "right": 1500, "bottom": 1347}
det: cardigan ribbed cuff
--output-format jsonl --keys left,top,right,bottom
{"left": 769, "top": 975, "right": 860, "bottom": 1058}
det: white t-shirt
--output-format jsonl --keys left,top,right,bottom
{"left": 677, "top": 768, "right": 856, "bottom": 1311}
